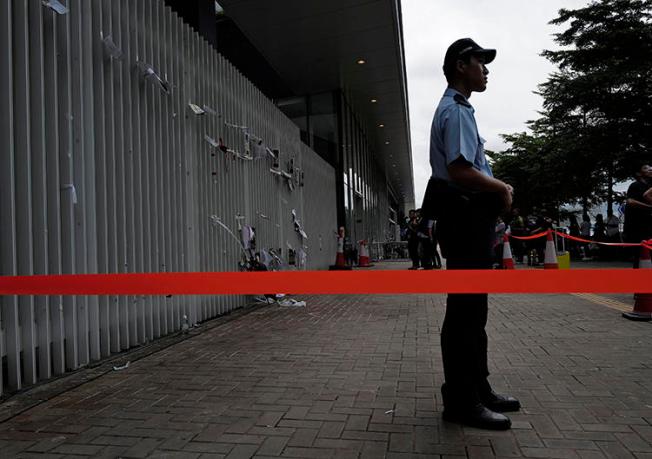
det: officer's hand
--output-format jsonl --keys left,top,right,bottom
{"left": 501, "top": 184, "right": 513, "bottom": 212}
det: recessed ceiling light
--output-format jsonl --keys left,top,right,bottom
{"left": 385, "top": 141, "right": 390, "bottom": 145}
{"left": 370, "top": 98, "right": 377, "bottom": 103}
{"left": 357, "top": 59, "right": 366, "bottom": 65}
{"left": 378, "top": 124, "right": 384, "bottom": 128}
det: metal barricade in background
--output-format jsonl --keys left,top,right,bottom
{"left": 382, "top": 241, "right": 409, "bottom": 260}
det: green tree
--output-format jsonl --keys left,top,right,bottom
{"left": 491, "top": 132, "right": 587, "bottom": 215}
{"left": 541, "top": 0, "right": 652, "bottom": 208}
{"left": 494, "top": 0, "right": 652, "bottom": 214}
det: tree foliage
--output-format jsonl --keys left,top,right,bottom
{"left": 492, "top": 0, "right": 652, "bottom": 214}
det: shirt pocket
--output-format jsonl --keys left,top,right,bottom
{"left": 476, "top": 135, "right": 487, "bottom": 165}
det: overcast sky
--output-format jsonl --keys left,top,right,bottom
{"left": 402, "top": 0, "right": 589, "bottom": 206}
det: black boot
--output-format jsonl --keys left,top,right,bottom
{"left": 442, "top": 402, "right": 512, "bottom": 430}
{"left": 477, "top": 381, "right": 521, "bottom": 413}
{"left": 441, "top": 383, "right": 511, "bottom": 430}
{"left": 480, "top": 390, "right": 521, "bottom": 413}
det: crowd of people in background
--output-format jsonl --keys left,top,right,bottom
{"left": 497, "top": 208, "right": 555, "bottom": 267}
{"left": 399, "top": 163, "right": 652, "bottom": 268}
{"left": 497, "top": 206, "right": 644, "bottom": 265}
{"left": 404, "top": 208, "right": 442, "bottom": 269}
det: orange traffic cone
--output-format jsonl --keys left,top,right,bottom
{"left": 623, "top": 244, "right": 652, "bottom": 321}
{"left": 358, "top": 240, "right": 373, "bottom": 267}
{"left": 638, "top": 244, "right": 652, "bottom": 269}
{"left": 329, "top": 226, "right": 351, "bottom": 271}
{"left": 501, "top": 234, "right": 515, "bottom": 269}
{"left": 543, "top": 230, "right": 558, "bottom": 269}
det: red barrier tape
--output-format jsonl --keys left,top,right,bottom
{"left": 552, "top": 231, "right": 644, "bottom": 247}
{"left": 508, "top": 231, "right": 549, "bottom": 241}
{"left": 509, "top": 230, "right": 652, "bottom": 249}
{"left": 0, "top": 269, "right": 650, "bottom": 295}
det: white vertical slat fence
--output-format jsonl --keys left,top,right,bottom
{"left": 0, "top": 0, "right": 337, "bottom": 396}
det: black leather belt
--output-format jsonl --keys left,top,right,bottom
{"left": 423, "top": 178, "right": 501, "bottom": 219}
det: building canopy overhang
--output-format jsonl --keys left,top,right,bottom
{"left": 219, "top": 0, "right": 415, "bottom": 207}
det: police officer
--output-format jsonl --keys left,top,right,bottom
{"left": 421, "top": 38, "right": 519, "bottom": 430}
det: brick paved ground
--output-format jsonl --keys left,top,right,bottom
{"left": 1, "top": 262, "right": 651, "bottom": 458}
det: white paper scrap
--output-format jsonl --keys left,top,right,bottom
{"left": 43, "top": 0, "right": 68, "bottom": 15}
{"left": 278, "top": 298, "right": 306, "bottom": 307}
{"left": 224, "top": 121, "right": 248, "bottom": 130}
{"left": 260, "top": 249, "right": 273, "bottom": 268}
{"left": 61, "top": 184, "right": 77, "bottom": 204}
{"left": 209, "top": 215, "right": 247, "bottom": 255}
{"left": 113, "top": 361, "right": 130, "bottom": 371}
{"left": 265, "top": 147, "right": 277, "bottom": 159}
{"left": 136, "top": 61, "right": 170, "bottom": 94}
{"left": 189, "top": 103, "right": 205, "bottom": 115}
{"left": 101, "top": 34, "right": 123, "bottom": 60}
{"left": 202, "top": 104, "right": 218, "bottom": 116}
{"left": 204, "top": 134, "right": 218, "bottom": 148}
{"left": 253, "top": 142, "right": 266, "bottom": 160}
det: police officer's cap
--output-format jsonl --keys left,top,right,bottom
{"left": 443, "top": 38, "right": 496, "bottom": 76}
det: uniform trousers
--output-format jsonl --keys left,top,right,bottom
{"left": 423, "top": 178, "right": 498, "bottom": 408}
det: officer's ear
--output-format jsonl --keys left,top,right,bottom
{"left": 455, "top": 58, "right": 467, "bottom": 76}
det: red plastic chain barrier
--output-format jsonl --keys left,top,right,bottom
{"left": 507, "top": 231, "right": 549, "bottom": 241}
{"left": 0, "top": 269, "right": 651, "bottom": 295}
{"left": 509, "top": 230, "right": 652, "bottom": 249}
{"left": 553, "top": 231, "right": 643, "bottom": 247}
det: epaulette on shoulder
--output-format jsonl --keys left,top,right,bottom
{"left": 454, "top": 94, "right": 472, "bottom": 108}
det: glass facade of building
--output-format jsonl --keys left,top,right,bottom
{"left": 278, "top": 91, "right": 401, "bottom": 247}
{"left": 339, "top": 93, "right": 399, "bottom": 246}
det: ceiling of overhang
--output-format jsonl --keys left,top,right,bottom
{"left": 218, "top": 0, "right": 415, "bottom": 207}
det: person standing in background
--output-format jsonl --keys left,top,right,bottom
{"left": 624, "top": 164, "right": 652, "bottom": 267}
{"left": 580, "top": 213, "right": 592, "bottom": 260}
{"left": 508, "top": 208, "right": 525, "bottom": 263}
{"left": 605, "top": 209, "right": 622, "bottom": 260}
{"left": 407, "top": 209, "right": 420, "bottom": 269}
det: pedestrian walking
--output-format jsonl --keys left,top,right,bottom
{"left": 526, "top": 213, "right": 546, "bottom": 265}
{"left": 605, "top": 209, "right": 622, "bottom": 260}
{"left": 580, "top": 213, "right": 592, "bottom": 260}
{"left": 508, "top": 208, "right": 525, "bottom": 263}
{"left": 407, "top": 209, "right": 420, "bottom": 269}
{"left": 580, "top": 213, "right": 591, "bottom": 237}
{"left": 593, "top": 214, "right": 606, "bottom": 259}
{"left": 420, "top": 38, "right": 519, "bottom": 430}
{"left": 494, "top": 217, "right": 507, "bottom": 268}
{"left": 605, "top": 210, "right": 621, "bottom": 241}
{"left": 417, "top": 212, "right": 441, "bottom": 269}
{"left": 568, "top": 214, "right": 581, "bottom": 260}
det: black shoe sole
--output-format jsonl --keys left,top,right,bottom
{"left": 442, "top": 411, "right": 511, "bottom": 430}
{"left": 484, "top": 401, "right": 521, "bottom": 413}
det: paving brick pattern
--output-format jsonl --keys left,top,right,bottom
{"left": 1, "top": 268, "right": 652, "bottom": 458}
